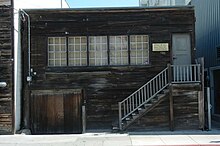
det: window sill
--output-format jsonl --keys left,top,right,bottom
{"left": 45, "top": 65, "right": 153, "bottom": 73}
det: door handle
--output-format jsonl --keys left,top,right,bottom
{"left": 173, "top": 56, "right": 177, "bottom": 60}
{"left": 0, "top": 82, "right": 7, "bottom": 88}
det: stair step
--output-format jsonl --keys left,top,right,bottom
{"left": 162, "top": 89, "right": 169, "bottom": 93}
{"left": 126, "top": 120, "right": 132, "bottom": 126}
{"left": 112, "top": 126, "right": 119, "bottom": 130}
{"left": 126, "top": 117, "right": 131, "bottom": 121}
{"left": 144, "top": 103, "right": 152, "bottom": 107}
{"left": 151, "top": 99, "right": 158, "bottom": 103}
{"left": 138, "top": 108, "right": 142, "bottom": 111}
{"left": 157, "top": 94, "right": 164, "bottom": 97}
{"left": 132, "top": 115, "right": 139, "bottom": 119}
{"left": 132, "top": 113, "right": 136, "bottom": 116}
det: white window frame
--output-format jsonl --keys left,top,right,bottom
{"left": 130, "top": 35, "right": 149, "bottom": 65}
{"left": 109, "top": 35, "right": 128, "bottom": 65}
{"left": 48, "top": 37, "right": 67, "bottom": 67}
{"left": 89, "top": 36, "right": 108, "bottom": 66}
{"left": 68, "top": 36, "right": 87, "bottom": 66}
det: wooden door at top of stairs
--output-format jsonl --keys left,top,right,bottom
{"left": 30, "top": 89, "right": 82, "bottom": 134}
{"left": 172, "top": 33, "right": 192, "bottom": 81}
{"left": 172, "top": 33, "right": 191, "bottom": 65}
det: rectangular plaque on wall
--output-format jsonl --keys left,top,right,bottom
{"left": 152, "top": 43, "right": 169, "bottom": 52}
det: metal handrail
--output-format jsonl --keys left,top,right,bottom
{"left": 171, "top": 64, "right": 201, "bottom": 83}
{"left": 118, "top": 64, "right": 202, "bottom": 130}
{"left": 118, "top": 67, "right": 169, "bottom": 130}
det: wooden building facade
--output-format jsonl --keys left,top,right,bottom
{"left": 0, "top": 0, "right": 14, "bottom": 134}
{"left": 20, "top": 6, "right": 204, "bottom": 134}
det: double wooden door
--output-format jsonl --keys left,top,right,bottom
{"left": 30, "top": 89, "right": 82, "bottom": 134}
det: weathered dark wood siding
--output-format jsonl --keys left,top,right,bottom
{"left": 0, "top": 0, "right": 13, "bottom": 134}
{"left": 128, "top": 85, "right": 200, "bottom": 131}
{"left": 21, "top": 7, "right": 195, "bottom": 131}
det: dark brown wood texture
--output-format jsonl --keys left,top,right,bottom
{"left": 0, "top": 0, "right": 13, "bottom": 134}
{"left": 128, "top": 85, "right": 200, "bottom": 131}
{"left": 30, "top": 89, "right": 82, "bottom": 134}
{"left": 173, "top": 89, "right": 199, "bottom": 130}
{"left": 21, "top": 7, "right": 196, "bottom": 130}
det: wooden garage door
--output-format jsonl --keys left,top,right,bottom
{"left": 30, "top": 89, "right": 82, "bottom": 134}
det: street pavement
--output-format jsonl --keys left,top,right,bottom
{"left": 0, "top": 131, "right": 220, "bottom": 146}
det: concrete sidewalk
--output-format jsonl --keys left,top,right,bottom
{"left": 0, "top": 132, "right": 220, "bottom": 146}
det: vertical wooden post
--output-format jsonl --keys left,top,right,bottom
{"left": 82, "top": 105, "right": 86, "bottom": 133}
{"left": 198, "top": 58, "right": 205, "bottom": 130}
{"left": 169, "top": 85, "right": 174, "bottom": 131}
{"left": 118, "top": 102, "right": 122, "bottom": 130}
{"left": 168, "top": 64, "right": 174, "bottom": 131}
{"left": 207, "top": 87, "right": 211, "bottom": 130}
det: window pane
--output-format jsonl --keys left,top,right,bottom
{"left": 89, "top": 52, "right": 95, "bottom": 58}
{"left": 81, "top": 37, "right": 87, "bottom": 44}
{"left": 137, "top": 43, "right": 142, "bottom": 49}
{"left": 81, "top": 52, "right": 87, "bottom": 58}
{"left": 81, "top": 59, "right": 87, "bottom": 65}
{"left": 61, "top": 45, "right": 66, "bottom": 51}
{"left": 61, "top": 38, "right": 66, "bottom": 44}
{"left": 48, "top": 53, "right": 54, "bottom": 59}
{"left": 130, "top": 35, "right": 149, "bottom": 65}
{"left": 61, "top": 53, "right": 66, "bottom": 58}
{"left": 69, "top": 45, "right": 74, "bottom": 51}
{"left": 48, "top": 60, "right": 54, "bottom": 66}
{"left": 55, "top": 60, "right": 60, "bottom": 66}
{"left": 69, "top": 52, "right": 74, "bottom": 58}
{"left": 55, "top": 38, "right": 59, "bottom": 44}
{"left": 74, "top": 52, "right": 80, "bottom": 58}
{"left": 48, "top": 45, "right": 54, "bottom": 51}
{"left": 81, "top": 45, "right": 87, "bottom": 51}
{"left": 55, "top": 53, "right": 61, "bottom": 58}
{"left": 69, "top": 38, "right": 74, "bottom": 44}
{"left": 55, "top": 45, "right": 60, "bottom": 51}
{"left": 48, "top": 38, "right": 54, "bottom": 44}
{"left": 48, "top": 37, "right": 67, "bottom": 67}
{"left": 110, "top": 35, "right": 128, "bottom": 65}
{"left": 68, "top": 36, "right": 87, "bottom": 66}
{"left": 75, "top": 45, "right": 80, "bottom": 51}
{"left": 61, "top": 60, "right": 66, "bottom": 66}
{"left": 75, "top": 37, "right": 80, "bottom": 44}
{"left": 89, "top": 36, "right": 108, "bottom": 66}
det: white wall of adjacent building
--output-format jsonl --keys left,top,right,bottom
{"left": 14, "top": 0, "right": 69, "bottom": 133}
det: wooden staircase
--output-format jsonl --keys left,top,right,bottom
{"left": 114, "top": 64, "right": 202, "bottom": 131}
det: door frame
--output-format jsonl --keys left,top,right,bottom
{"left": 171, "top": 33, "right": 193, "bottom": 65}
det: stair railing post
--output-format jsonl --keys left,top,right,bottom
{"left": 118, "top": 102, "right": 122, "bottom": 130}
{"left": 198, "top": 57, "right": 205, "bottom": 130}
{"left": 167, "top": 63, "right": 174, "bottom": 131}
{"left": 167, "top": 63, "right": 172, "bottom": 84}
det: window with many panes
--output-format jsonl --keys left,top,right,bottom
{"left": 68, "top": 36, "right": 87, "bottom": 66}
{"left": 130, "top": 35, "right": 149, "bottom": 65}
{"left": 48, "top": 35, "right": 149, "bottom": 67}
{"left": 109, "top": 35, "right": 128, "bottom": 65}
{"left": 89, "top": 36, "right": 108, "bottom": 66}
{"left": 48, "top": 37, "right": 67, "bottom": 66}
